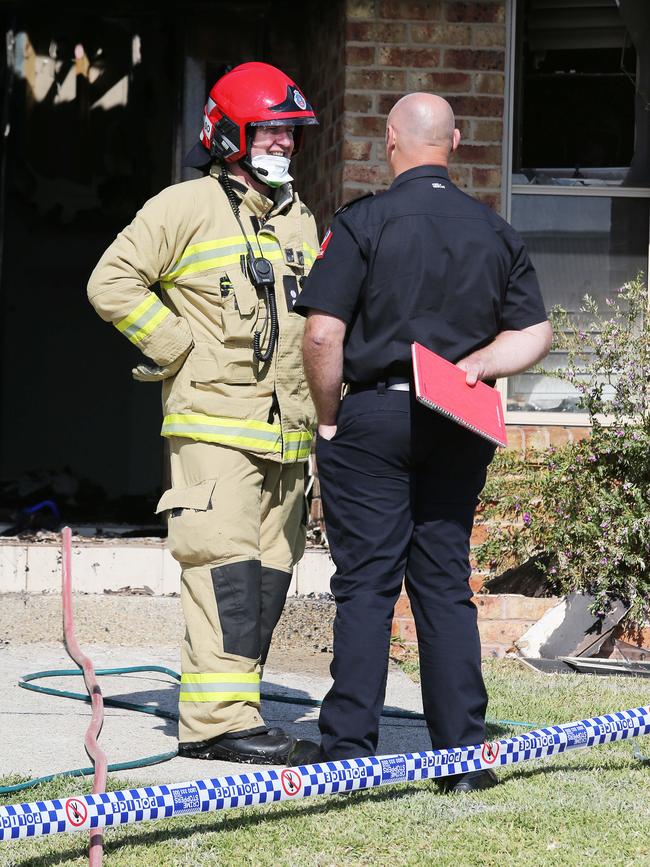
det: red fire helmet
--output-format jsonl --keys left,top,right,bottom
{"left": 185, "top": 62, "right": 318, "bottom": 168}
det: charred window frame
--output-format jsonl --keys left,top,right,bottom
{"left": 501, "top": 0, "right": 650, "bottom": 424}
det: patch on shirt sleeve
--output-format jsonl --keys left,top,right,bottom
{"left": 316, "top": 228, "right": 333, "bottom": 259}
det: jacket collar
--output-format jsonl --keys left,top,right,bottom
{"left": 390, "top": 164, "right": 451, "bottom": 189}
{"left": 211, "top": 164, "right": 294, "bottom": 218}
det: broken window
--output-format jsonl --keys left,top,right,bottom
{"left": 507, "top": 0, "right": 650, "bottom": 416}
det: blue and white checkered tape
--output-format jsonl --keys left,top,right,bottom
{"left": 2, "top": 705, "right": 649, "bottom": 841}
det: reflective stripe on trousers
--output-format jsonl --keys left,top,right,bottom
{"left": 179, "top": 672, "right": 261, "bottom": 703}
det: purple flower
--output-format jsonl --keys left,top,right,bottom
{"left": 600, "top": 557, "right": 608, "bottom": 565}
{"left": 522, "top": 512, "right": 532, "bottom": 526}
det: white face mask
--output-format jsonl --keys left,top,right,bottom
{"left": 250, "top": 154, "right": 293, "bottom": 188}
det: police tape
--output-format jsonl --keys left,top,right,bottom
{"left": 2, "top": 705, "right": 649, "bottom": 842}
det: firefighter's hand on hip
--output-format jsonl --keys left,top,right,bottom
{"left": 132, "top": 346, "right": 192, "bottom": 382}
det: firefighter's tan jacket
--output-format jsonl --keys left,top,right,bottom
{"left": 88, "top": 166, "right": 319, "bottom": 463}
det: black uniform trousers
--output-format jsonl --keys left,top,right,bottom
{"left": 315, "top": 387, "right": 496, "bottom": 760}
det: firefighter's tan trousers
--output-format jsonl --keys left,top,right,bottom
{"left": 158, "top": 438, "right": 306, "bottom": 744}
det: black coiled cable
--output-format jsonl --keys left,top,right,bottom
{"left": 253, "top": 284, "right": 278, "bottom": 362}
{"left": 220, "top": 162, "right": 278, "bottom": 362}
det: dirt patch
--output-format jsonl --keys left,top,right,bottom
{"left": 0, "top": 592, "right": 336, "bottom": 677}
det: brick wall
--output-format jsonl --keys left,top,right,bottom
{"left": 392, "top": 592, "right": 559, "bottom": 658}
{"left": 342, "top": 0, "right": 506, "bottom": 209}
{"left": 295, "top": 0, "right": 347, "bottom": 232}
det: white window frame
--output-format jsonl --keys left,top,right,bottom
{"left": 499, "top": 0, "right": 650, "bottom": 427}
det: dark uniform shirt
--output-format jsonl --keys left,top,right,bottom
{"left": 295, "top": 164, "right": 547, "bottom": 385}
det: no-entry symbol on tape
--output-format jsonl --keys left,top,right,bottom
{"left": 65, "top": 798, "right": 88, "bottom": 827}
{"left": 481, "top": 741, "right": 500, "bottom": 765}
{"left": 280, "top": 769, "right": 302, "bottom": 797}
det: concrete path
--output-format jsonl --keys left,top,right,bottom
{"left": 1, "top": 643, "right": 430, "bottom": 789}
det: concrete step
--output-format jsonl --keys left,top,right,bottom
{"left": 0, "top": 539, "right": 334, "bottom": 597}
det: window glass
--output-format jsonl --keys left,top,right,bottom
{"left": 507, "top": 195, "right": 649, "bottom": 412}
{"left": 513, "top": 0, "right": 650, "bottom": 188}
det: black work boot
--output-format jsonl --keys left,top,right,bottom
{"left": 178, "top": 726, "right": 296, "bottom": 765}
{"left": 437, "top": 769, "right": 498, "bottom": 794}
{"left": 286, "top": 739, "right": 323, "bottom": 767}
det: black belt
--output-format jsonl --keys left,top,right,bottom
{"left": 347, "top": 377, "right": 410, "bottom": 394}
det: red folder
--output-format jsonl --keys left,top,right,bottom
{"left": 411, "top": 342, "right": 508, "bottom": 447}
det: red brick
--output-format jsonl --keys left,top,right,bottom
{"left": 342, "top": 183, "right": 375, "bottom": 201}
{"left": 344, "top": 93, "right": 374, "bottom": 113}
{"left": 345, "top": 115, "right": 387, "bottom": 137}
{"left": 480, "top": 643, "right": 507, "bottom": 659}
{"left": 614, "top": 624, "right": 650, "bottom": 648}
{"left": 502, "top": 595, "right": 559, "bottom": 620}
{"left": 473, "top": 118, "right": 503, "bottom": 142}
{"left": 522, "top": 426, "right": 551, "bottom": 451}
{"left": 379, "top": 0, "right": 441, "bottom": 20}
{"left": 346, "top": 45, "right": 376, "bottom": 66}
{"left": 448, "top": 95, "right": 502, "bottom": 118}
{"left": 456, "top": 143, "right": 501, "bottom": 164}
{"left": 394, "top": 595, "right": 412, "bottom": 618}
{"left": 377, "top": 46, "right": 441, "bottom": 67}
{"left": 473, "top": 595, "right": 504, "bottom": 618}
{"left": 342, "top": 139, "right": 373, "bottom": 160}
{"left": 470, "top": 573, "right": 486, "bottom": 593}
{"left": 378, "top": 92, "right": 406, "bottom": 114}
{"left": 472, "top": 25, "right": 506, "bottom": 47}
{"left": 346, "top": 69, "right": 407, "bottom": 90}
{"left": 391, "top": 618, "right": 401, "bottom": 638}
{"left": 347, "top": 21, "right": 408, "bottom": 42}
{"left": 473, "top": 166, "right": 501, "bottom": 188}
{"left": 450, "top": 166, "right": 471, "bottom": 188}
{"left": 475, "top": 72, "right": 505, "bottom": 94}
{"left": 410, "top": 22, "right": 472, "bottom": 44}
{"left": 470, "top": 523, "right": 490, "bottom": 546}
{"left": 348, "top": 0, "right": 377, "bottom": 19}
{"left": 343, "top": 163, "right": 391, "bottom": 185}
{"left": 445, "top": 2, "right": 505, "bottom": 24}
{"left": 479, "top": 619, "right": 535, "bottom": 644}
{"left": 473, "top": 191, "right": 500, "bottom": 210}
{"left": 505, "top": 426, "right": 525, "bottom": 452}
{"left": 394, "top": 618, "right": 419, "bottom": 642}
{"left": 445, "top": 48, "right": 504, "bottom": 70}
{"left": 547, "top": 426, "right": 590, "bottom": 447}
{"left": 407, "top": 70, "right": 471, "bottom": 93}
{"left": 309, "top": 499, "right": 323, "bottom": 521}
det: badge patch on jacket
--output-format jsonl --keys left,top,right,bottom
{"left": 317, "top": 228, "right": 332, "bottom": 259}
{"left": 283, "top": 275, "right": 299, "bottom": 311}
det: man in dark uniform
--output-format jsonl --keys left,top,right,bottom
{"left": 292, "top": 93, "right": 552, "bottom": 791}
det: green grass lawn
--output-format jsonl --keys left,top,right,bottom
{"left": 1, "top": 659, "right": 649, "bottom": 867}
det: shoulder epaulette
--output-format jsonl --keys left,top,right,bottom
{"left": 334, "top": 192, "right": 374, "bottom": 216}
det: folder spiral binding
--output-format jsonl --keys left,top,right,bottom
{"left": 411, "top": 342, "right": 508, "bottom": 448}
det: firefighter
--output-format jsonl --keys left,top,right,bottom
{"left": 88, "top": 62, "right": 319, "bottom": 765}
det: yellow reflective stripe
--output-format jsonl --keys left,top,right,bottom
{"left": 169, "top": 249, "right": 283, "bottom": 281}
{"left": 115, "top": 293, "right": 172, "bottom": 345}
{"left": 181, "top": 673, "right": 259, "bottom": 683}
{"left": 164, "top": 235, "right": 281, "bottom": 282}
{"left": 161, "top": 413, "right": 283, "bottom": 453}
{"left": 283, "top": 430, "right": 313, "bottom": 463}
{"left": 302, "top": 242, "right": 317, "bottom": 267}
{"left": 180, "top": 671, "right": 260, "bottom": 702}
{"left": 179, "top": 692, "right": 260, "bottom": 703}
{"left": 128, "top": 305, "right": 170, "bottom": 345}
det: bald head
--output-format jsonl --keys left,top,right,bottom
{"left": 385, "top": 93, "right": 460, "bottom": 177}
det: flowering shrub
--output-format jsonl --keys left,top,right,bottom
{"left": 476, "top": 276, "right": 650, "bottom": 626}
